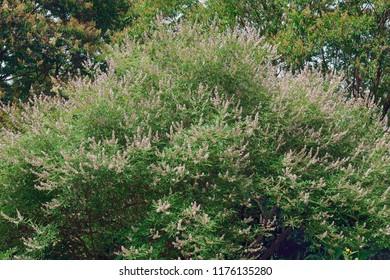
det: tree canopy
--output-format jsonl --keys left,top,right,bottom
{"left": 0, "top": 0, "right": 130, "bottom": 101}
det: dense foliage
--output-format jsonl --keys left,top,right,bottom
{"left": 116, "top": 0, "right": 201, "bottom": 39}
{"left": 202, "top": 0, "right": 390, "bottom": 118}
{"left": 1, "top": 21, "right": 388, "bottom": 260}
{"left": 0, "top": 0, "right": 130, "bottom": 101}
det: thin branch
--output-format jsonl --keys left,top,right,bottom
{"left": 259, "top": 227, "right": 292, "bottom": 260}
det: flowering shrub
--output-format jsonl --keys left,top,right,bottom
{"left": 0, "top": 22, "right": 389, "bottom": 259}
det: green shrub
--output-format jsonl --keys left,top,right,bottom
{"left": 0, "top": 21, "right": 388, "bottom": 259}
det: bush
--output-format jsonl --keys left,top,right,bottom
{"left": 0, "top": 21, "right": 389, "bottom": 259}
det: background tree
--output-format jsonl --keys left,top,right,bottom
{"left": 0, "top": 0, "right": 130, "bottom": 101}
{"left": 111, "top": 0, "right": 201, "bottom": 40}
{"left": 37, "top": 0, "right": 131, "bottom": 36}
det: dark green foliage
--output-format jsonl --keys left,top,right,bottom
{"left": 0, "top": 0, "right": 130, "bottom": 101}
